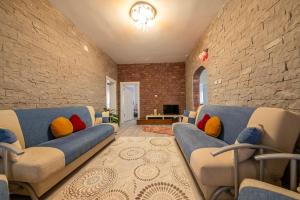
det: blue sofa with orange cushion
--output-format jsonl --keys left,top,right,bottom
{"left": 172, "top": 105, "right": 300, "bottom": 200}
{"left": 0, "top": 106, "right": 115, "bottom": 199}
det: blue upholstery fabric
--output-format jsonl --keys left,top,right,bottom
{"left": 0, "top": 128, "right": 17, "bottom": 144}
{"left": 238, "top": 187, "right": 295, "bottom": 200}
{"left": 38, "top": 124, "right": 114, "bottom": 165}
{"left": 197, "top": 105, "right": 255, "bottom": 144}
{"left": 173, "top": 123, "right": 228, "bottom": 161}
{"left": 15, "top": 106, "right": 93, "bottom": 148}
{"left": 0, "top": 176, "right": 9, "bottom": 200}
{"left": 237, "top": 128, "right": 262, "bottom": 144}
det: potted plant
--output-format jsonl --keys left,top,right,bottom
{"left": 103, "top": 106, "right": 119, "bottom": 124}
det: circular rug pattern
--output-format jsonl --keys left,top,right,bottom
{"left": 144, "top": 150, "right": 169, "bottom": 164}
{"left": 134, "top": 164, "right": 160, "bottom": 181}
{"left": 119, "top": 147, "right": 145, "bottom": 160}
{"left": 150, "top": 138, "right": 171, "bottom": 146}
{"left": 128, "top": 137, "right": 146, "bottom": 142}
{"left": 63, "top": 167, "right": 117, "bottom": 199}
{"left": 99, "top": 189, "right": 130, "bottom": 200}
{"left": 171, "top": 166, "right": 190, "bottom": 187}
{"left": 135, "top": 182, "right": 189, "bottom": 200}
{"left": 111, "top": 139, "right": 124, "bottom": 146}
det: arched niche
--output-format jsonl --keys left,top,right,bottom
{"left": 193, "top": 66, "right": 208, "bottom": 109}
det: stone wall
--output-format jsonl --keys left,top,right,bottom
{"left": 118, "top": 63, "right": 186, "bottom": 118}
{"left": 186, "top": 0, "right": 300, "bottom": 113}
{"left": 0, "top": 0, "right": 117, "bottom": 112}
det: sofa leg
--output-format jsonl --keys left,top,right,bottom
{"left": 10, "top": 182, "right": 39, "bottom": 200}
{"left": 209, "top": 186, "right": 232, "bottom": 200}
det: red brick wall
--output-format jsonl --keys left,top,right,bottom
{"left": 118, "top": 63, "right": 186, "bottom": 119}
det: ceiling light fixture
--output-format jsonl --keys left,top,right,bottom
{"left": 130, "top": 1, "right": 156, "bottom": 31}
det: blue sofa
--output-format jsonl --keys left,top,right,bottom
{"left": 173, "top": 105, "right": 300, "bottom": 200}
{"left": 0, "top": 106, "right": 115, "bottom": 199}
{"left": 174, "top": 105, "right": 255, "bottom": 161}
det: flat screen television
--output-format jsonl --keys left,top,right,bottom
{"left": 163, "top": 105, "right": 179, "bottom": 115}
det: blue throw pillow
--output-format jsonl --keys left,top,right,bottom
{"left": 183, "top": 110, "right": 189, "bottom": 117}
{"left": 235, "top": 127, "right": 263, "bottom": 162}
{"left": 95, "top": 112, "right": 102, "bottom": 118}
{"left": 237, "top": 127, "right": 262, "bottom": 144}
{"left": 0, "top": 128, "right": 17, "bottom": 144}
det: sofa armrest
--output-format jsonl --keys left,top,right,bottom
{"left": 0, "top": 143, "right": 24, "bottom": 155}
{"left": 255, "top": 153, "right": 300, "bottom": 191}
{"left": 0, "top": 142, "right": 24, "bottom": 176}
{"left": 239, "top": 179, "right": 300, "bottom": 200}
{"left": 211, "top": 144, "right": 282, "bottom": 157}
{"left": 210, "top": 144, "right": 282, "bottom": 199}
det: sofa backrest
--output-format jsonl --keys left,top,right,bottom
{"left": 197, "top": 105, "right": 255, "bottom": 144}
{"left": 0, "top": 110, "right": 26, "bottom": 149}
{"left": 9, "top": 106, "right": 95, "bottom": 148}
{"left": 247, "top": 107, "right": 300, "bottom": 180}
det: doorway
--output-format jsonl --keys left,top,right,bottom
{"left": 106, "top": 76, "right": 117, "bottom": 113}
{"left": 120, "top": 82, "right": 140, "bottom": 124}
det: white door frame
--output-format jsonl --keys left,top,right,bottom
{"left": 106, "top": 76, "right": 117, "bottom": 113}
{"left": 120, "top": 82, "right": 140, "bottom": 124}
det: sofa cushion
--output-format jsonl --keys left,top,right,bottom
{"left": 190, "top": 148, "right": 257, "bottom": 187}
{"left": 173, "top": 123, "right": 228, "bottom": 161}
{"left": 15, "top": 106, "right": 93, "bottom": 148}
{"left": 38, "top": 124, "right": 114, "bottom": 165}
{"left": 10, "top": 147, "right": 65, "bottom": 183}
{"left": 197, "top": 105, "right": 255, "bottom": 144}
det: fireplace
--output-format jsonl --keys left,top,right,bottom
{"left": 163, "top": 105, "right": 179, "bottom": 115}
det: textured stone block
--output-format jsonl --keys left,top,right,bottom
{"left": 0, "top": 0, "right": 117, "bottom": 111}
{"left": 186, "top": 0, "right": 300, "bottom": 113}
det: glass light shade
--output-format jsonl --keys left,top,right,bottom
{"left": 130, "top": 2, "right": 156, "bottom": 31}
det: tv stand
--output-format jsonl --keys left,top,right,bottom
{"left": 145, "top": 114, "right": 183, "bottom": 121}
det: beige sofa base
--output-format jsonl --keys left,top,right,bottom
{"left": 10, "top": 134, "right": 115, "bottom": 198}
{"left": 175, "top": 139, "right": 234, "bottom": 200}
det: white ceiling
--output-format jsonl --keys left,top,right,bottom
{"left": 49, "top": 0, "right": 225, "bottom": 64}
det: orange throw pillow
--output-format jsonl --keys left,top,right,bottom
{"left": 51, "top": 117, "right": 73, "bottom": 138}
{"left": 204, "top": 116, "right": 221, "bottom": 137}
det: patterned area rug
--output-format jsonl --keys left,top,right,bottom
{"left": 47, "top": 137, "right": 200, "bottom": 200}
{"left": 142, "top": 126, "right": 174, "bottom": 136}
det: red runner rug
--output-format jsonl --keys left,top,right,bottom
{"left": 142, "top": 126, "right": 174, "bottom": 136}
